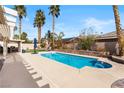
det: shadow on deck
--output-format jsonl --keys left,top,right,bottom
{"left": 0, "top": 58, "right": 4, "bottom": 71}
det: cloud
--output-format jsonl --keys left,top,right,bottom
{"left": 82, "top": 17, "right": 115, "bottom": 34}
{"left": 55, "top": 23, "right": 65, "bottom": 33}
{"left": 20, "top": 21, "right": 37, "bottom": 40}
{"left": 55, "top": 23, "right": 80, "bottom": 38}
{"left": 120, "top": 12, "right": 124, "bottom": 28}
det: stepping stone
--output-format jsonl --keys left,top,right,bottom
{"left": 32, "top": 73, "right": 42, "bottom": 79}
{"left": 26, "top": 67, "right": 34, "bottom": 70}
{"left": 111, "top": 78, "right": 124, "bottom": 88}
{"left": 41, "top": 84, "right": 50, "bottom": 88}
{"left": 25, "top": 64, "right": 31, "bottom": 67}
{"left": 36, "top": 79, "right": 49, "bottom": 88}
{"left": 27, "top": 68, "right": 34, "bottom": 71}
{"left": 22, "top": 62, "right": 28, "bottom": 65}
{"left": 31, "top": 72, "right": 37, "bottom": 75}
{"left": 26, "top": 65, "right": 31, "bottom": 68}
{"left": 34, "top": 77, "right": 42, "bottom": 81}
{"left": 29, "top": 70, "right": 36, "bottom": 74}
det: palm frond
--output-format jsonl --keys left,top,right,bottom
{"left": 49, "top": 5, "right": 60, "bottom": 18}
{"left": 33, "top": 9, "right": 46, "bottom": 28}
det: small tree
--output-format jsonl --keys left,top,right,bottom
{"left": 44, "top": 30, "right": 57, "bottom": 49}
{"left": 45, "top": 30, "right": 51, "bottom": 45}
{"left": 56, "top": 32, "right": 64, "bottom": 49}
{"left": 21, "top": 32, "right": 27, "bottom": 40}
{"left": 13, "top": 34, "right": 19, "bottom": 39}
{"left": 78, "top": 27, "right": 96, "bottom": 50}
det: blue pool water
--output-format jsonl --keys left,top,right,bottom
{"left": 41, "top": 52, "right": 112, "bottom": 69}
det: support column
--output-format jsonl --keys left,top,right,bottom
{"left": 18, "top": 41, "right": 22, "bottom": 53}
{"left": 3, "top": 38, "right": 8, "bottom": 59}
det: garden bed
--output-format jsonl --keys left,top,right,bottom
{"left": 55, "top": 49, "right": 106, "bottom": 57}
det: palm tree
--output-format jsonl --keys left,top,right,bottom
{"left": 49, "top": 5, "right": 60, "bottom": 49}
{"left": 34, "top": 9, "right": 45, "bottom": 48}
{"left": 113, "top": 5, "right": 124, "bottom": 56}
{"left": 14, "top": 5, "right": 26, "bottom": 39}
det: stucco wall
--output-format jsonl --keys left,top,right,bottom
{"left": 63, "top": 42, "right": 78, "bottom": 49}
{"left": 0, "top": 42, "right": 40, "bottom": 50}
{"left": 8, "top": 43, "right": 34, "bottom": 50}
{"left": 93, "top": 41, "right": 117, "bottom": 55}
{"left": 22, "top": 43, "right": 34, "bottom": 49}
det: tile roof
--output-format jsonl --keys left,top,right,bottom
{"left": 96, "top": 29, "right": 124, "bottom": 40}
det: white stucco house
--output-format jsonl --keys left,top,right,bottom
{"left": 0, "top": 5, "right": 23, "bottom": 58}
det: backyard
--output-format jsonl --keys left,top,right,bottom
{"left": 0, "top": 5, "right": 124, "bottom": 88}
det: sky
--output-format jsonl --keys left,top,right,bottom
{"left": 6, "top": 5, "right": 124, "bottom": 40}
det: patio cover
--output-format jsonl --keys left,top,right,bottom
{"left": 0, "top": 6, "right": 6, "bottom": 24}
{"left": 0, "top": 5, "right": 10, "bottom": 40}
{"left": 0, "top": 24, "right": 10, "bottom": 40}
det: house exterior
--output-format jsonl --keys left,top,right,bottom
{"left": 62, "top": 30, "right": 124, "bottom": 55}
{"left": 4, "top": 6, "right": 17, "bottom": 40}
{"left": 93, "top": 30, "right": 124, "bottom": 55}
{"left": 0, "top": 6, "right": 22, "bottom": 58}
{"left": 0, "top": 6, "right": 17, "bottom": 40}
{"left": 62, "top": 37, "right": 80, "bottom": 50}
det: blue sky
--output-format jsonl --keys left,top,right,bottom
{"left": 6, "top": 5, "right": 124, "bottom": 40}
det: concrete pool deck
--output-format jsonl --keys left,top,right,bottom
{"left": 19, "top": 52, "right": 124, "bottom": 88}
{"left": 0, "top": 53, "right": 39, "bottom": 88}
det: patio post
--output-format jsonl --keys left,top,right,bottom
{"left": 3, "top": 37, "right": 8, "bottom": 59}
{"left": 18, "top": 41, "right": 22, "bottom": 53}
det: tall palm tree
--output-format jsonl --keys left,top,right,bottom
{"left": 34, "top": 9, "right": 45, "bottom": 48}
{"left": 14, "top": 5, "right": 26, "bottom": 39}
{"left": 49, "top": 5, "right": 60, "bottom": 49}
{"left": 113, "top": 5, "right": 124, "bottom": 56}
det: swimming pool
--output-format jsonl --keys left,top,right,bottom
{"left": 41, "top": 52, "right": 112, "bottom": 69}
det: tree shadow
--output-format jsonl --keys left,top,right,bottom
{"left": 0, "top": 58, "right": 5, "bottom": 71}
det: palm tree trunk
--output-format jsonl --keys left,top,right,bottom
{"left": 113, "top": 5, "right": 123, "bottom": 56}
{"left": 19, "top": 17, "right": 22, "bottom": 39}
{"left": 38, "top": 27, "right": 41, "bottom": 48}
{"left": 52, "top": 15, "right": 55, "bottom": 50}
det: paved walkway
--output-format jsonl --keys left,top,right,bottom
{"left": 0, "top": 53, "right": 39, "bottom": 88}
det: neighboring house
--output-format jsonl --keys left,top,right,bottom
{"left": 93, "top": 30, "right": 124, "bottom": 55}
{"left": 62, "top": 37, "right": 80, "bottom": 49}
{"left": 0, "top": 6, "right": 22, "bottom": 57}
{"left": 62, "top": 30, "right": 124, "bottom": 55}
